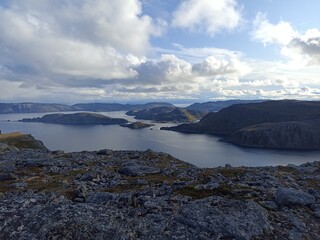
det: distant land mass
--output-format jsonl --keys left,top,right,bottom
{"left": 0, "top": 102, "right": 174, "bottom": 114}
{"left": 120, "top": 121, "right": 154, "bottom": 129}
{"left": 162, "top": 100, "right": 320, "bottom": 150}
{"left": 127, "top": 107, "right": 206, "bottom": 123}
{"left": 0, "top": 101, "right": 269, "bottom": 114}
{"left": 72, "top": 102, "right": 174, "bottom": 112}
{"left": 186, "top": 100, "right": 265, "bottom": 112}
{"left": 0, "top": 103, "right": 74, "bottom": 113}
{"left": 21, "top": 113, "right": 128, "bottom": 125}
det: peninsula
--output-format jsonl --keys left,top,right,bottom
{"left": 162, "top": 100, "right": 320, "bottom": 150}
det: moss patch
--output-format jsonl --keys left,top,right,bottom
{"left": 218, "top": 168, "right": 247, "bottom": 179}
{"left": 175, "top": 184, "right": 233, "bottom": 200}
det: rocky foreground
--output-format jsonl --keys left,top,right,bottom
{"left": 0, "top": 148, "right": 320, "bottom": 239}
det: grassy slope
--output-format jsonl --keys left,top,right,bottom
{"left": 0, "top": 132, "right": 47, "bottom": 150}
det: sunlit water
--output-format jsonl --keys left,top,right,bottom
{"left": 0, "top": 111, "right": 320, "bottom": 168}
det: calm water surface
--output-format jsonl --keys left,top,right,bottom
{"left": 0, "top": 111, "right": 320, "bottom": 168}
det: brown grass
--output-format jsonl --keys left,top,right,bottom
{"left": 0, "top": 132, "right": 44, "bottom": 149}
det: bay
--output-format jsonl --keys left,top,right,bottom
{"left": 0, "top": 111, "right": 319, "bottom": 168}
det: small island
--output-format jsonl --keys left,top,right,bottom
{"left": 120, "top": 121, "right": 154, "bottom": 129}
{"left": 20, "top": 112, "right": 128, "bottom": 125}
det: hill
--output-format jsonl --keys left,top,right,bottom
{"left": 0, "top": 103, "right": 73, "bottom": 114}
{"left": 186, "top": 100, "right": 265, "bottom": 112}
{"left": 127, "top": 107, "right": 206, "bottom": 123}
{"left": 72, "top": 102, "right": 174, "bottom": 112}
{"left": 162, "top": 100, "right": 320, "bottom": 149}
{"left": 21, "top": 113, "right": 128, "bottom": 125}
{"left": 120, "top": 121, "right": 154, "bottom": 129}
{"left": 0, "top": 102, "right": 174, "bottom": 114}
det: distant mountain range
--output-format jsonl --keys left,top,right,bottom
{"left": 0, "top": 102, "right": 174, "bottom": 114}
{"left": 162, "top": 100, "right": 320, "bottom": 150}
{"left": 0, "top": 103, "right": 74, "bottom": 113}
{"left": 186, "top": 100, "right": 265, "bottom": 112}
{"left": 0, "top": 100, "right": 266, "bottom": 114}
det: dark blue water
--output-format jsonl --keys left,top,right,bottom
{"left": 0, "top": 112, "right": 319, "bottom": 168}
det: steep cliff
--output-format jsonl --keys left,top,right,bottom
{"left": 224, "top": 122, "right": 320, "bottom": 150}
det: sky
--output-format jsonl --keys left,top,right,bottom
{"left": 0, "top": 0, "right": 320, "bottom": 103}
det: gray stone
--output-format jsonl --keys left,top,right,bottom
{"left": 174, "top": 197, "right": 271, "bottom": 240}
{"left": 260, "top": 200, "right": 278, "bottom": 210}
{"left": 97, "top": 149, "right": 113, "bottom": 156}
{"left": 0, "top": 143, "right": 9, "bottom": 152}
{"left": 86, "top": 192, "right": 115, "bottom": 204}
{"left": 119, "top": 164, "right": 160, "bottom": 176}
{"left": 79, "top": 173, "right": 94, "bottom": 181}
{"left": 195, "top": 182, "right": 219, "bottom": 190}
{"left": 0, "top": 173, "right": 17, "bottom": 181}
{"left": 275, "top": 187, "right": 316, "bottom": 206}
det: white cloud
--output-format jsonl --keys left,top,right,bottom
{"left": 172, "top": 0, "right": 242, "bottom": 36}
{"left": 252, "top": 13, "right": 297, "bottom": 45}
{"left": 252, "top": 13, "right": 320, "bottom": 66}
{"left": 193, "top": 56, "right": 251, "bottom": 76}
{"left": 282, "top": 29, "right": 320, "bottom": 65}
{"left": 134, "top": 54, "right": 192, "bottom": 84}
{"left": 0, "top": 0, "right": 160, "bottom": 85}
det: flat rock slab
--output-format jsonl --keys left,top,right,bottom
{"left": 119, "top": 164, "right": 161, "bottom": 176}
{"left": 173, "top": 197, "right": 271, "bottom": 240}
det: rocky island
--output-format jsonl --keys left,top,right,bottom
{"left": 21, "top": 112, "right": 128, "bottom": 125}
{"left": 0, "top": 137, "right": 319, "bottom": 239}
{"left": 162, "top": 100, "right": 320, "bottom": 150}
{"left": 127, "top": 107, "right": 206, "bottom": 123}
{"left": 120, "top": 121, "right": 155, "bottom": 129}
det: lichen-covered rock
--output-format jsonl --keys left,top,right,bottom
{"left": 119, "top": 163, "right": 161, "bottom": 176}
{"left": 173, "top": 197, "right": 271, "bottom": 240}
{"left": 0, "top": 149, "right": 319, "bottom": 239}
{"left": 275, "top": 187, "right": 316, "bottom": 206}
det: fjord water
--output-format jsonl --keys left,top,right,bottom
{"left": 1, "top": 111, "right": 320, "bottom": 168}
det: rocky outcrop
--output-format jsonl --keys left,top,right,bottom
{"left": 0, "top": 148, "right": 320, "bottom": 239}
{"left": 0, "top": 132, "right": 47, "bottom": 152}
{"left": 21, "top": 112, "right": 128, "bottom": 125}
{"left": 120, "top": 121, "right": 154, "bottom": 129}
{"left": 163, "top": 100, "right": 320, "bottom": 150}
{"left": 224, "top": 122, "right": 320, "bottom": 150}
{"left": 275, "top": 187, "right": 316, "bottom": 206}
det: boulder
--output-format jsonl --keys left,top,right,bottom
{"left": 275, "top": 187, "right": 316, "bottom": 206}
{"left": 174, "top": 197, "right": 271, "bottom": 240}
{"left": 119, "top": 164, "right": 160, "bottom": 176}
{"left": 86, "top": 192, "right": 115, "bottom": 204}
